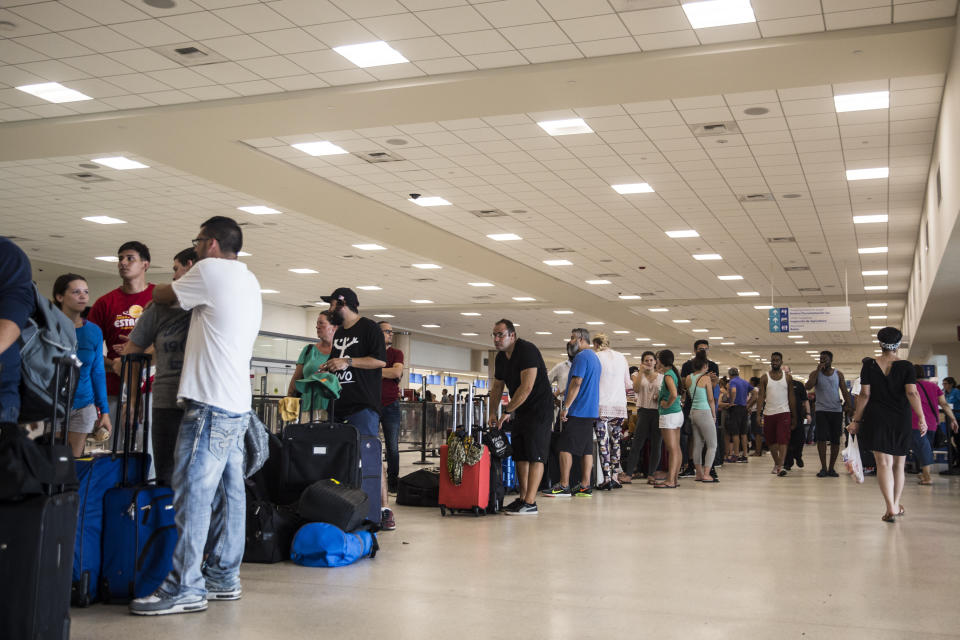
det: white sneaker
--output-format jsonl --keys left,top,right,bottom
{"left": 130, "top": 591, "right": 207, "bottom": 616}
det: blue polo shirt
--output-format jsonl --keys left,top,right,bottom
{"left": 728, "top": 376, "right": 753, "bottom": 406}
{"left": 565, "top": 348, "right": 600, "bottom": 419}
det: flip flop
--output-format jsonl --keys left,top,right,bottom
{"left": 881, "top": 513, "right": 897, "bottom": 523}
{"left": 654, "top": 483, "right": 678, "bottom": 489}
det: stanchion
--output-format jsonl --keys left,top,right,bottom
{"left": 413, "top": 376, "right": 431, "bottom": 465}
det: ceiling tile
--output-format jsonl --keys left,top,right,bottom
{"left": 240, "top": 55, "right": 309, "bottom": 79}
{"left": 620, "top": 6, "right": 692, "bottom": 34}
{"left": 466, "top": 50, "right": 529, "bottom": 69}
{"left": 9, "top": 1, "right": 98, "bottom": 31}
{"left": 751, "top": 0, "right": 824, "bottom": 20}
{"left": 204, "top": 34, "right": 278, "bottom": 60}
{"left": 331, "top": 0, "right": 408, "bottom": 19}
{"left": 894, "top": 0, "right": 958, "bottom": 22}
{"left": 110, "top": 20, "right": 191, "bottom": 47}
{"left": 391, "top": 36, "right": 459, "bottom": 60}
{"left": 824, "top": 7, "right": 892, "bottom": 30}
{"left": 474, "top": 0, "right": 552, "bottom": 27}
{"left": 215, "top": 4, "right": 296, "bottom": 32}
{"left": 106, "top": 48, "right": 180, "bottom": 72}
{"left": 14, "top": 33, "right": 93, "bottom": 58}
{"left": 251, "top": 28, "right": 328, "bottom": 54}
{"left": 559, "top": 14, "right": 631, "bottom": 41}
{"left": 759, "top": 14, "right": 825, "bottom": 37}
{"left": 191, "top": 61, "right": 262, "bottom": 84}
{"left": 360, "top": 13, "right": 434, "bottom": 40}
{"left": 61, "top": 26, "right": 141, "bottom": 53}
{"left": 161, "top": 12, "right": 242, "bottom": 40}
{"left": 521, "top": 43, "right": 583, "bottom": 63}
{"left": 444, "top": 30, "right": 513, "bottom": 55}
{"left": 61, "top": 0, "right": 151, "bottom": 25}
{"left": 499, "top": 22, "right": 571, "bottom": 49}
{"left": 538, "top": 0, "right": 615, "bottom": 21}
{"left": 304, "top": 21, "right": 378, "bottom": 48}
{"left": 634, "top": 30, "right": 699, "bottom": 50}
{"left": 575, "top": 37, "right": 641, "bottom": 57}
{"left": 269, "top": 0, "right": 349, "bottom": 25}
{"left": 415, "top": 5, "right": 491, "bottom": 34}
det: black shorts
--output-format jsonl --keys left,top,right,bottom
{"left": 727, "top": 405, "right": 748, "bottom": 435}
{"left": 559, "top": 416, "right": 596, "bottom": 457}
{"left": 511, "top": 408, "right": 553, "bottom": 463}
{"left": 815, "top": 411, "right": 843, "bottom": 445}
{"left": 750, "top": 412, "right": 761, "bottom": 435}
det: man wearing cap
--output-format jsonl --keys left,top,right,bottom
{"left": 317, "top": 288, "right": 390, "bottom": 528}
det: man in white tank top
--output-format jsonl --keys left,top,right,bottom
{"left": 755, "top": 352, "right": 797, "bottom": 476}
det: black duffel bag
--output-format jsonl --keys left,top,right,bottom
{"left": 243, "top": 479, "right": 301, "bottom": 564}
{"left": 298, "top": 478, "right": 368, "bottom": 532}
{"left": 396, "top": 469, "right": 439, "bottom": 508}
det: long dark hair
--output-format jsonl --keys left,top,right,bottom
{"left": 52, "top": 273, "right": 86, "bottom": 309}
{"left": 657, "top": 349, "right": 682, "bottom": 395}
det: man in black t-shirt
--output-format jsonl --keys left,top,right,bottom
{"left": 680, "top": 339, "right": 720, "bottom": 478}
{"left": 488, "top": 319, "right": 554, "bottom": 516}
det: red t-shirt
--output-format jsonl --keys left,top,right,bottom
{"left": 381, "top": 346, "right": 404, "bottom": 406}
{"left": 87, "top": 284, "right": 155, "bottom": 396}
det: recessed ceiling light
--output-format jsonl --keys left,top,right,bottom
{"left": 737, "top": 291, "right": 760, "bottom": 297}
{"left": 720, "top": 341, "right": 735, "bottom": 345}
{"left": 487, "top": 233, "right": 521, "bottom": 241}
{"left": 717, "top": 275, "right": 743, "bottom": 281}
{"left": 862, "top": 270, "right": 888, "bottom": 276}
{"left": 289, "top": 268, "right": 318, "bottom": 274}
{"left": 741, "top": 351, "right": 753, "bottom": 354}
{"left": 356, "top": 285, "right": 382, "bottom": 291}
{"left": 411, "top": 299, "right": 433, "bottom": 304}
{"left": 91, "top": 156, "right": 148, "bottom": 170}
{"left": 858, "top": 246, "right": 888, "bottom": 254}
{"left": 795, "top": 340, "right": 809, "bottom": 344}
{"left": 260, "top": 289, "right": 278, "bottom": 294}
{"left": 461, "top": 332, "right": 478, "bottom": 336}
{"left": 409, "top": 196, "right": 451, "bottom": 207}
{"left": 853, "top": 214, "right": 888, "bottom": 224}
{"left": 665, "top": 229, "right": 699, "bottom": 238}
{"left": 586, "top": 321, "right": 604, "bottom": 325}
{"left": 17, "top": 82, "right": 92, "bottom": 103}
{"left": 709, "top": 336, "right": 723, "bottom": 340}
{"left": 468, "top": 282, "right": 493, "bottom": 287}
{"left": 237, "top": 251, "right": 252, "bottom": 257}
{"left": 805, "top": 350, "right": 818, "bottom": 354}
{"left": 618, "top": 294, "right": 642, "bottom": 300}
{"left": 864, "top": 285, "right": 888, "bottom": 290}
{"left": 635, "top": 338, "right": 651, "bottom": 341}
{"left": 374, "top": 314, "right": 394, "bottom": 318}
{"left": 681, "top": 0, "right": 756, "bottom": 29}
{"left": 553, "top": 310, "right": 574, "bottom": 315}
{"left": 333, "top": 41, "right": 408, "bottom": 67}
{"left": 537, "top": 118, "right": 592, "bottom": 136}
{"left": 586, "top": 279, "right": 611, "bottom": 285}
{"left": 846, "top": 167, "right": 889, "bottom": 181}
{"left": 834, "top": 91, "right": 889, "bottom": 113}
{"left": 869, "top": 315, "right": 888, "bottom": 319}
{"left": 867, "top": 302, "right": 887, "bottom": 307}
{"left": 513, "top": 296, "right": 535, "bottom": 301}
{"left": 870, "top": 325, "right": 885, "bottom": 329}
{"left": 614, "top": 330, "right": 629, "bottom": 334}
{"left": 292, "top": 141, "right": 348, "bottom": 156}
{"left": 612, "top": 183, "right": 654, "bottom": 194}
{"left": 652, "top": 343, "right": 666, "bottom": 347}
{"left": 672, "top": 319, "right": 691, "bottom": 324}
{"left": 788, "top": 335, "right": 803, "bottom": 339}
{"left": 238, "top": 205, "right": 280, "bottom": 215}
{"left": 692, "top": 329, "right": 708, "bottom": 333}
{"left": 413, "top": 263, "right": 441, "bottom": 269}
{"left": 679, "top": 352, "right": 692, "bottom": 356}
{"left": 649, "top": 308, "right": 669, "bottom": 312}
{"left": 535, "top": 331, "right": 552, "bottom": 335}
{"left": 693, "top": 253, "right": 722, "bottom": 261}
{"left": 421, "top": 324, "right": 440, "bottom": 328}
{"left": 754, "top": 305, "right": 774, "bottom": 310}
{"left": 353, "top": 243, "right": 386, "bottom": 251}
{"left": 461, "top": 312, "right": 481, "bottom": 316}
{"left": 95, "top": 256, "right": 119, "bottom": 262}
{"left": 82, "top": 215, "right": 126, "bottom": 225}
{"left": 543, "top": 259, "right": 573, "bottom": 266}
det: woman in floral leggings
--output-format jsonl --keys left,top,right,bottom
{"left": 592, "top": 334, "right": 632, "bottom": 490}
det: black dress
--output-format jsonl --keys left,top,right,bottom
{"left": 859, "top": 358, "right": 917, "bottom": 455}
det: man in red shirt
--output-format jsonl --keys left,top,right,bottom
{"left": 87, "top": 241, "right": 154, "bottom": 432}
{"left": 379, "top": 320, "right": 403, "bottom": 531}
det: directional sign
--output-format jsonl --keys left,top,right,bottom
{"left": 768, "top": 306, "right": 851, "bottom": 332}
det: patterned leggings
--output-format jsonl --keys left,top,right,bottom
{"left": 596, "top": 417, "right": 624, "bottom": 483}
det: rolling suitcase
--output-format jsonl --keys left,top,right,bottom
{"left": 359, "top": 434, "right": 382, "bottom": 524}
{"left": 439, "top": 384, "right": 490, "bottom": 516}
{"left": 99, "top": 354, "right": 178, "bottom": 603}
{"left": 0, "top": 355, "right": 80, "bottom": 640}
{"left": 298, "top": 478, "right": 368, "bottom": 531}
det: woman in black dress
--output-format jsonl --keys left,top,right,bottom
{"left": 849, "top": 327, "right": 928, "bottom": 522}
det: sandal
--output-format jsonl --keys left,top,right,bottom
{"left": 881, "top": 513, "right": 897, "bottom": 523}
{"left": 654, "top": 483, "right": 678, "bottom": 489}
{"left": 919, "top": 479, "right": 933, "bottom": 485}
{"left": 897, "top": 506, "right": 905, "bottom": 517}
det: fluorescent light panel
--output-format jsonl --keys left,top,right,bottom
{"left": 292, "top": 141, "right": 348, "bottom": 156}
{"left": 553, "top": 310, "right": 573, "bottom": 315}
{"left": 619, "top": 294, "right": 642, "bottom": 300}
{"left": 543, "top": 259, "right": 572, "bottom": 266}
{"left": 238, "top": 205, "right": 280, "bottom": 215}
{"left": 412, "top": 263, "right": 441, "bottom": 269}
{"left": 862, "top": 270, "right": 888, "bottom": 276}
{"left": 586, "top": 279, "right": 611, "bottom": 285}
{"left": 754, "top": 305, "right": 773, "bottom": 310}
{"left": 487, "top": 233, "right": 521, "bottom": 241}
{"left": 737, "top": 291, "right": 760, "bottom": 297}
{"left": 673, "top": 319, "right": 691, "bottom": 324}
{"left": 468, "top": 282, "right": 493, "bottom": 287}
{"left": 92, "top": 156, "right": 148, "bottom": 170}
{"left": 461, "top": 312, "right": 481, "bottom": 316}
{"left": 586, "top": 321, "right": 604, "bottom": 326}
{"left": 353, "top": 244, "right": 386, "bottom": 251}
{"left": 666, "top": 229, "right": 699, "bottom": 238}
{"left": 422, "top": 324, "right": 440, "bottom": 328}
{"left": 17, "top": 82, "right": 92, "bottom": 103}
{"left": 513, "top": 296, "right": 535, "bottom": 301}
{"left": 537, "top": 118, "right": 592, "bottom": 136}
{"left": 846, "top": 167, "right": 889, "bottom": 181}
{"left": 410, "top": 299, "right": 433, "bottom": 304}
{"left": 718, "top": 275, "right": 743, "bottom": 280}
{"left": 834, "top": 91, "right": 889, "bottom": 113}
{"left": 95, "top": 256, "right": 119, "bottom": 262}
{"left": 356, "top": 285, "right": 382, "bottom": 291}
{"left": 693, "top": 253, "right": 722, "bottom": 261}
{"left": 853, "top": 214, "right": 888, "bottom": 224}
{"left": 374, "top": 314, "right": 394, "bottom": 318}
{"left": 864, "top": 285, "right": 888, "bottom": 290}
{"left": 858, "top": 246, "right": 888, "bottom": 254}
{"left": 260, "top": 289, "right": 278, "bottom": 294}
{"left": 237, "top": 251, "right": 252, "bottom": 257}
{"left": 867, "top": 302, "right": 887, "bottom": 307}
{"left": 410, "top": 197, "right": 451, "bottom": 207}
{"left": 333, "top": 41, "right": 408, "bottom": 67}
{"left": 289, "top": 268, "right": 317, "bottom": 274}
{"left": 681, "top": 0, "right": 756, "bottom": 29}
{"left": 82, "top": 216, "right": 126, "bottom": 225}
{"left": 612, "top": 183, "right": 654, "bottom": 194}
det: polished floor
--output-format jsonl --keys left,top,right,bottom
{"left": 73, "top": 447, "right": 960, "bottom": 640}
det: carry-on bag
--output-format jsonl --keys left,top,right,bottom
{"left": 298, "top": 478, "right": 368, "bottom": 532}
{"left": 244, "top": 478, "right": 301, "bottom": 564}
{"left": 290, "top": 522, "right": 378, "bottom": 567}
{"left": 1, "top": 355, "right": 80, "bottom": 640}
{"left": 396, "top": 469, "right": 440, "bottom": 507}
{"left": 439, "top": 384, "right": 490, "bottom": 516}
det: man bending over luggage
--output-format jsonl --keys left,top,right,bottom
{"left": 131, "top": 216, "right": 261, "bottom": 616}
{"left": 488, "top": 319, "right": 555, "bottom": 516}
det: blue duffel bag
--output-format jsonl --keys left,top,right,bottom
{"left": 290, "top": 523, "right": 378, "bottom": 567}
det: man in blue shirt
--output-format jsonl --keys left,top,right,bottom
{"left": 726, "top": 367, "right": 753, "bottom": 463}
{"left": 548, "top": 328, "right": 600, "bottom": 497}
{"left": 0, "top": 238, "right": 35, "bottom": 425}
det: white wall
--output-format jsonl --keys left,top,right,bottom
{"left": 260, "top": 303, "right": 311, "bottom": 337}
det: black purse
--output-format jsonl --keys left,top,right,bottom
{"left": 484, "top": 429, "right": 513, "bottom": 460}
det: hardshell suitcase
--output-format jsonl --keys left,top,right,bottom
{"left": 438, "top": 384, "right": 490, "bottom": 516}
{"left": 298, "top": 478, "right": 368, "bottom": 531}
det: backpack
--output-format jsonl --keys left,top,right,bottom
{"left": 290, "top": 522, "right": 378, "bottom": 567}
{"left": 18, "top": 284, "right": 78, "bottom": 423}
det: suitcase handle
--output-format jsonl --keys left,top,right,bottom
{"left": 113, "top": 353, "right": 153, "bottom": 484}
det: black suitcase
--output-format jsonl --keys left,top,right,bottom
{"left": 0, "top": 355, "right": 80, "bottom": 640}
{"left": 396, "top": 469, "right": 440, "bottom": 507}
{"left": 298, "top": 478, "right": 368, "bottom": 531}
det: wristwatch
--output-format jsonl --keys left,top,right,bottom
{"left": 345, "top": 356, "right": 353, "bottom": 367}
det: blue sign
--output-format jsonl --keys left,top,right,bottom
{"left": 426, "top": 374, "right": 441, "bottom": 385}
{"left": 443, "top": 376, "right": 458, "bottom": 386}
{"left": 408, "top": 373, "right": 423, "bottom": 384}
{"left": 769, "top": 307, "right": 789, "bottom": 332}
{"left": 920, "top": 364, "right": 936, "bottom": 378}
{"left": 473, "top": 379, "right": 488, "bottom": 389}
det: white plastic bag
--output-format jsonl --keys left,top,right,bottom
{"left": 842, "top": 434, "right": 865, "bottom": 483}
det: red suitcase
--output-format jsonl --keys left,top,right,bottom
{"left": 438, "top": 384, "right": 489, "bottom": 516}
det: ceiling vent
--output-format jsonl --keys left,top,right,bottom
{"left": 469, "top": 209, "right": 507, "bottom": 218}
{"left": 354, "top": 150, "right": 404, "bottom": 163}
{"left": 543, "top": 247, "right": 575, "bottom": 254}
{"left": 596, "top": 273, "right": 621, "bottom": 278}
{"left": 767, "top": 236, "right": 796, "bottom": 244}
{"left": 338, "top": 254, "right": 363, "bottom": 260}
{"left": 414, "top": 277, "right": 437, "bottom": 283}
{"left": 63, "top": 172, "right": 110, "bottom": 183}
{"left": 784, "top": 266, "right": 810, "bottom": 272}
{"left": 798, "top": 287, "right": 821, "bottom": 292}
{"left": 739, "top": 193, "right": 774, "bottom": 202}
{"left": 151, "top": 43, "right": 228, "bottom": 67}
{"left": 691, "top": 121, "right": 741, "bottom": 137}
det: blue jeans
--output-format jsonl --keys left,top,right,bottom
{"left": 912, "top": 428, "right": 933, "bottom": 467}
{"left": 380, "top": 401, "right": 400, "bottom": 484}
{"left": 343, "top": 407, "right": 379, "bottom": 438}
{"left": 161, "top": 401, "right": 246, "bottom": 598}
{"left": 0, "top": 345, "right": 21, "bottom": 423}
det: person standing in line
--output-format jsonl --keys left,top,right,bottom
{"left": 52, "top": 274, "right": 111, "bottom": 457}
{"left": 87, "top": 241, "right": 154, "bottom": 433}
{"left": 378, "top": 321, "right": 404, "bottom": 500}
{"left": 747, "top": 376, "right": 763, "bottom": 456}
{"left": 0, "top": 238, "right": 35, "bottom": 425}
{"left": 315, "top": 288, "right": 392, "bottom": 528}
{"left": 680, "top": 340, "right": 719, "bottom": 478}
{"left": 123, "top": 248, "right": 195, "bottom": 485}
{"left": 848, "top": 327, "right": 928, "bottom": 523}
{"left": 755, "top": 352, "right": 797, "bottom": 477}
{"left": 726, "top": 368, "right": 752, "bottom": 463}
{"left": 592, "top": 334, "right": 631, "bottom": 490}
{"left": 131, "top": 216, "right": 261, "bottom": 615}
{"left": 656, "top": 350, "right": 684, "bottom": 489}
{"left": 487, "top": 319, "right": 555, "bottom": 515}
{"left": 805, "top": 351, "right": 854, "bottom": 478}
{"left": 685, "top": 352, "right": 718, "bottom": 483}
{"left": 548, "top": 345, "right": 574, "bottom": 407}
{"left": 286, "top": 310, "right": 336, "bottom": 423}
{"left": 912, "top": 365, "right": 958, "bottom": 485}
{"left": 620, "top": 351, "right": 663, "bottom": 485}
{"left": 942, "top": 377, "right": 960, "bottom": 475}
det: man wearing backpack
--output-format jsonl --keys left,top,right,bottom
{"left": 0, "top": 237, "right": 35, "bottom": 425}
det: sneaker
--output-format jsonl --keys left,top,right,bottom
{"left": 130, "top": 590, "right": 208, "bottom": 616}
{"left": 940, "top": 468, "right": 960, "bottom": 476}
{"left": 796, "top": 457, "right": 804, "bottom": 468}
{"left": 737, "top": 456, "right": 748, "bottom": 463}
{"left": 206, "top": 584, "right": 242, "bottom": 601}
{"left": 827, "top": 469, "right": 839, "bottom": 478}
{"left": 541, "top": 484, "right": 571, "bottom": 498}
{"left": 778, "top": 468, "right": 788, "bottom": 477}
{"left": 380, "top": 508, "right": 396, "bottom": 531}
{"left": 505, "top": 502, "right": 538, "bottom": 516}
{"left": 609, "top": 481, "right": 623, "bottom": 489}
{"left": 573, "top": 484, "right": 593, "bottom": 498}
{"left": 679, "top": 466, "right": 696, "bottom": 478}
{"left": 817, "top": 469, "right": 828, "bottom": 478}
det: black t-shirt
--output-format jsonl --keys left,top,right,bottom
{"left": 331, "top": 316, "right": 386, "bottom": 417}
{"left": 494, "top": 338, "right": 554, "bottom": 417}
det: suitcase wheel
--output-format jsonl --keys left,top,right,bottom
{"left": 471, "top": 507, "right": 481, "bottom": 517}
{"left": 440, "top": 505, "right": 446, "bottom": 517}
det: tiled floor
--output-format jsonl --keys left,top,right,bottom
{"left": 72, "top": 448, "right": 960, "bottom": 639}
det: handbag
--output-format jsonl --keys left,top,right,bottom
{"left": 484, "top": 429, "right": 513, "bottom": 460}
{"left": 917, "top": 384, "right": 948, "bottom": 448}
{"left": 243, "top": 413, "right": 270, "bottom": 478}
{"left": 841, "top": 434, "right": 864, "bottom": 483}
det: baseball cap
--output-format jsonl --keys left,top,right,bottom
{"left": 320, "top": 287, "right": 359, "bottom": 309}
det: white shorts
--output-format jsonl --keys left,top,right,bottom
{"left": 659, "top": 412, "right": 684, "bottom": 430}
{"left": 68, "top": 404, "right": 98, "bottom": 434}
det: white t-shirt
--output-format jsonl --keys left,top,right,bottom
{"left": 173, "top": 258, "right": 261, "bottom": 414}
{"left": 596, "top": 348, "right": 631, "bottom": 419}
{"left": 548, "top": 360, "right": 571, "bottom": 394}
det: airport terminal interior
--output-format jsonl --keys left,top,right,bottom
{"left": 2, "top": 0, "right": 960, "bottom": 637}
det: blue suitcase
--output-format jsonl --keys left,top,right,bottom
{"left": 99, "top": 484, "right": 176, "bottom": 601}
{"left": 359, "top": 435, "right": 382, "bottom": 524}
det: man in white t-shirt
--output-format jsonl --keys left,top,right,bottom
{"left": 131, "top": 216, "right": 261, "bottom": 616}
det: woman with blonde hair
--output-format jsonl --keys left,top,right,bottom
{"left": 592, "top": 333, "right": 631, "bottom": 490}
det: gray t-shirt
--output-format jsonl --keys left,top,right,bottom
{"left": 128, "top": 303, "right": 190, "bottom": 409}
